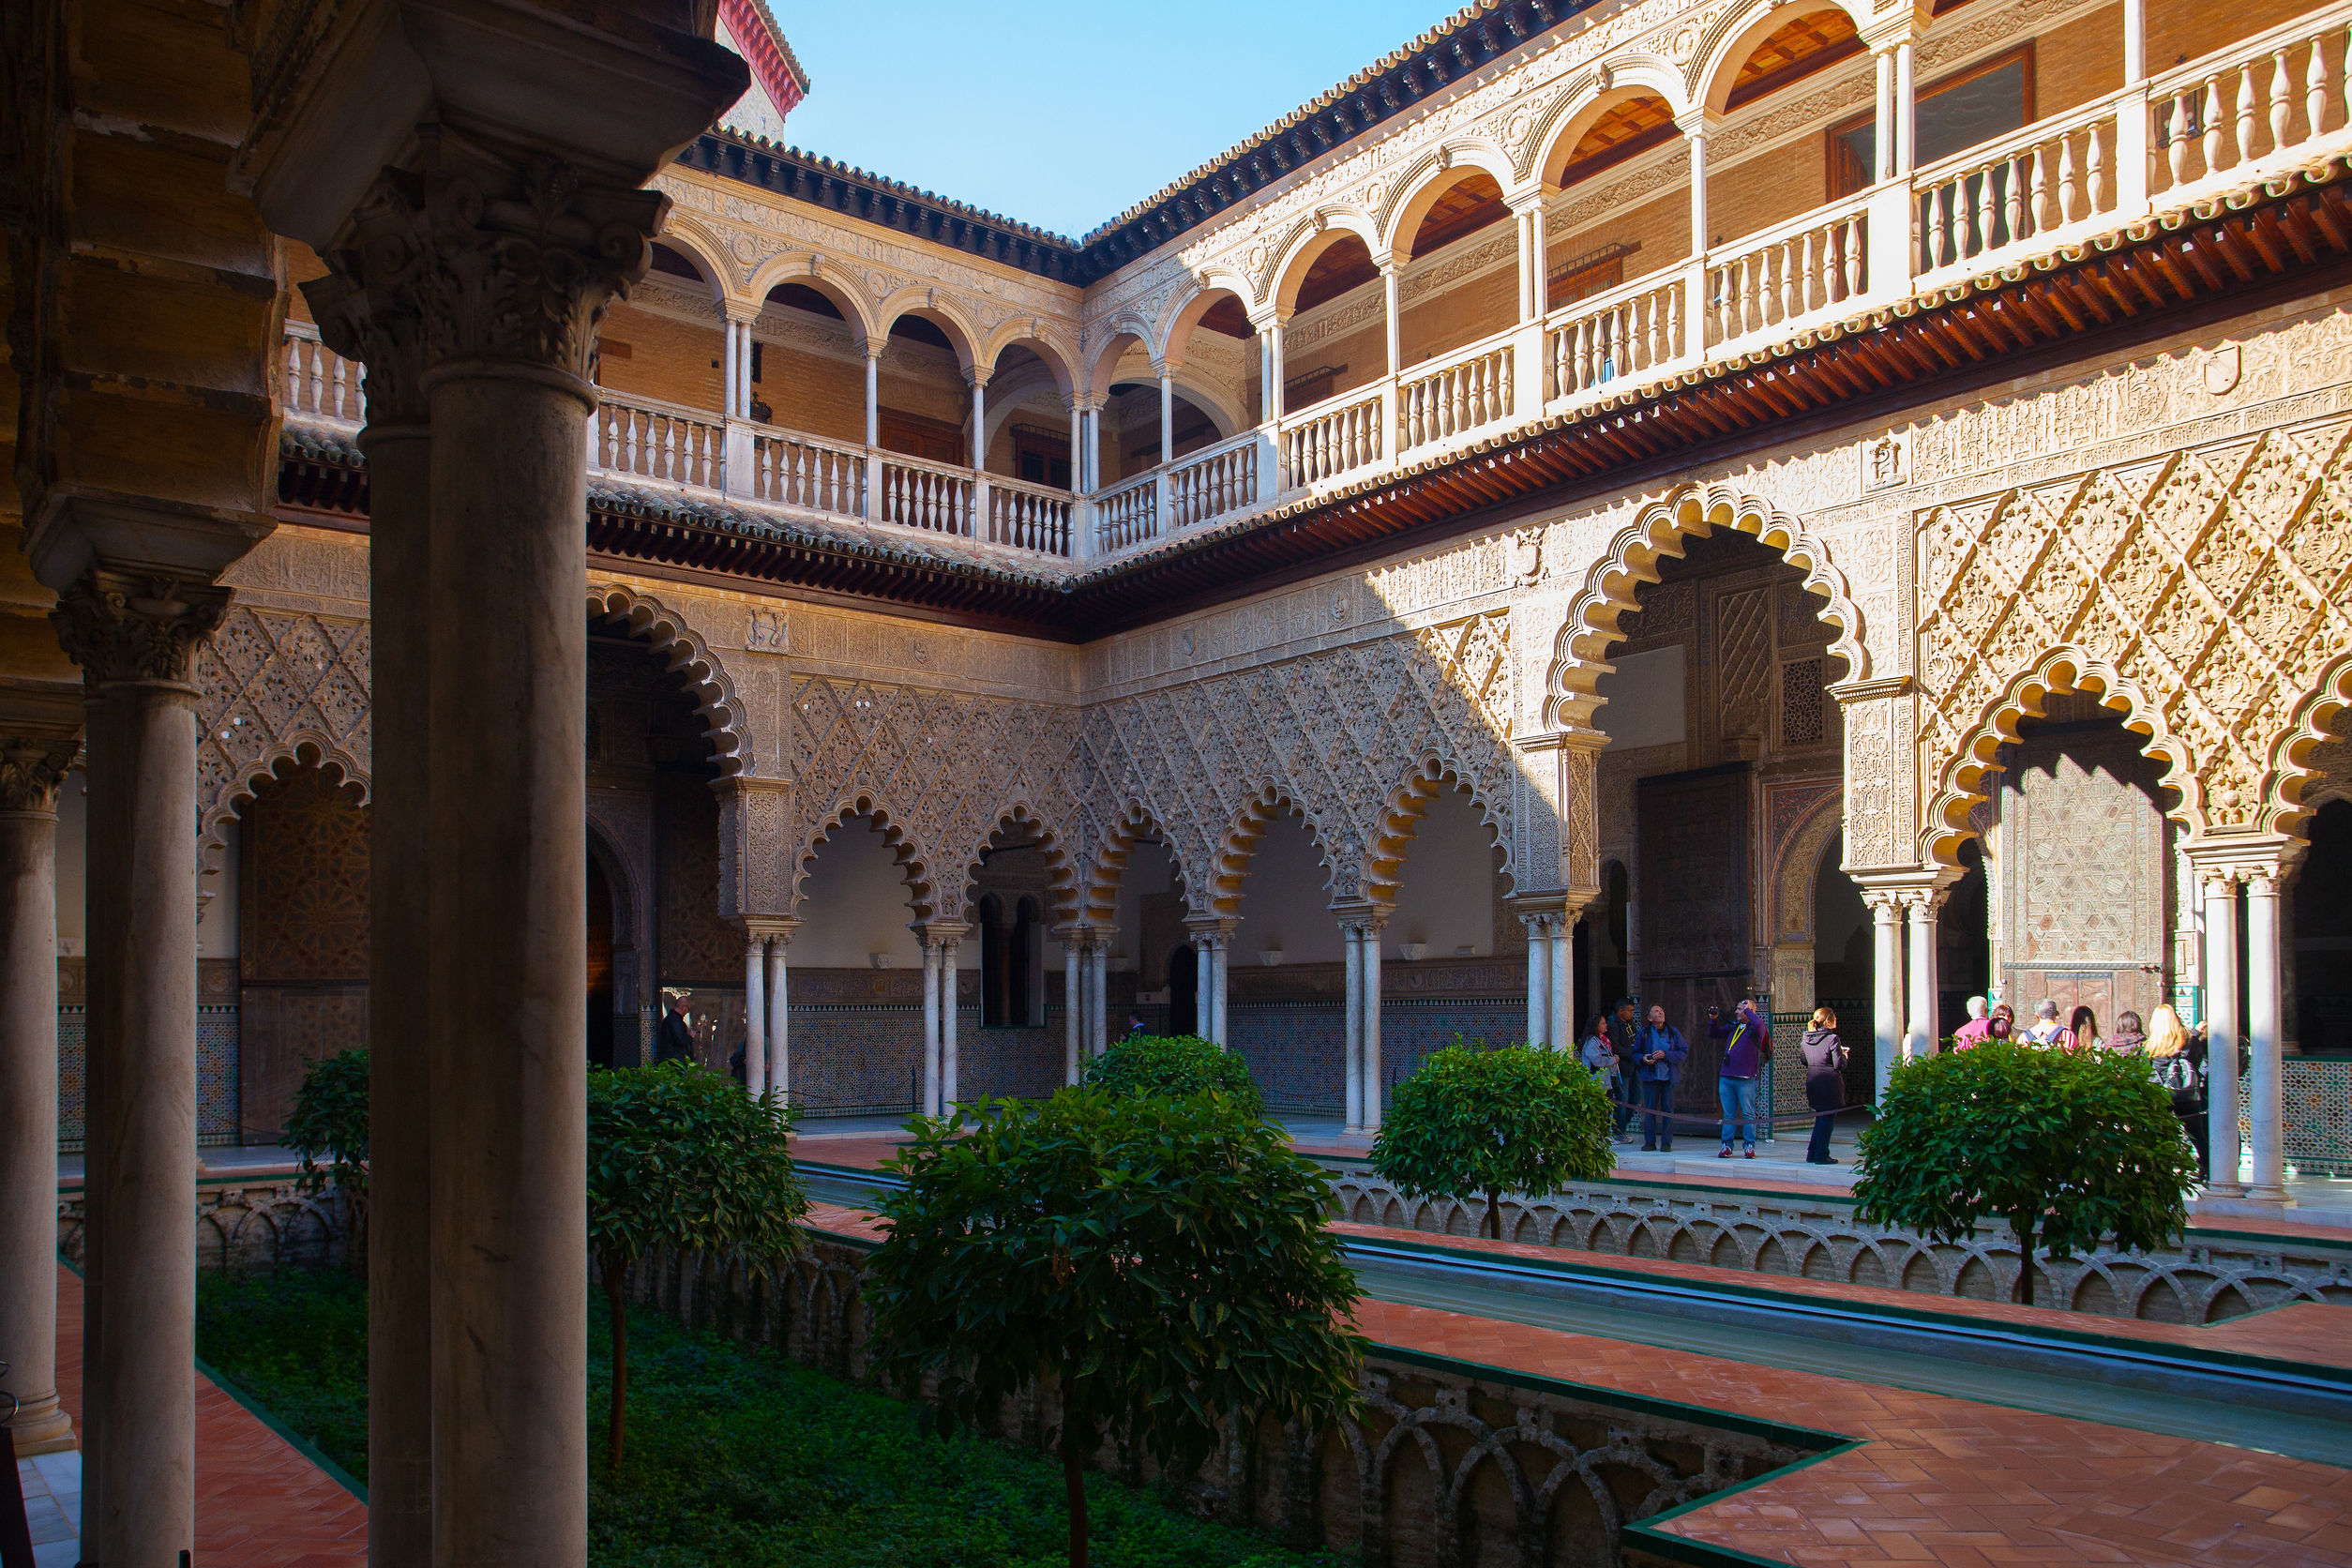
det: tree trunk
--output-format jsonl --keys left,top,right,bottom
{"left": 1062, "top": 1409, "right": 1090, "bottom": 1568}
{"left": 1485, "top": 1187, "right": 1502, "bottom": 1241}
{"left": 605, "top": 1254, "right": 630, "bottom": 1470}
{"left": 2011, "top": 1219, "right": 2035, "bottom": 1306}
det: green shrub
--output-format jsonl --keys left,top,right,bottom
{"left": 588, "top": 1060, "right": 807, "bottom": 1466}
{"left": 1082, "top": 1033, "right": 1262, "bottom": 1116}
{"left": 1371, "top": 1040, "right": 1615, "bottom": 1240}
{"left": 867, "top": 1089, "right": 1361, "bottom": 1567}
{"left": 1853, "top": 1038, "right": 2199, "bottom": 1305}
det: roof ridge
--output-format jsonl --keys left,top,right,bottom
{"left": 700, "top": 125, "right": 1081, "bottom": 249}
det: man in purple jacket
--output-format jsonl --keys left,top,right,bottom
{"left": 1711, "top": 998, "right": 1772, "bottom": 1159}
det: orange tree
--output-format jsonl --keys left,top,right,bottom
{"left": 1371, "top": 1042, "right": 1615, "bottom": 1241}
{"left": 864, "top": 1088, "right": 1362, "bottom": 1568}
{"left": 1852, "top": 1038, "right": 2198, "bottom": 1305}
{"left": 285, "top": 1047, "right": 371, "bottom": 1275}
{"left": 586, "top": 1061, "right": 806, "bottom": 1467}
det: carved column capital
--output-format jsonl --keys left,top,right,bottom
{"left": 50, "top": 570, "right": 232, "bottom": 690}
{"left": 0, "top": 737, "right": 81, "bottom": 813}
{"left": 310, "top": 132, "right": 671, "bottom": 408}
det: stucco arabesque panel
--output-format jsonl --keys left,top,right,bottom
{"left": 1081, "top": 612, "right": 1519, "bottom": 917}
{"left": 1910, "top": 299, "right": 2352, "bottom": 861}
{"left": 196, "top": 593, "right": 373, "bottom": 877}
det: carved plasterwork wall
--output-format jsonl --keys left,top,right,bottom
{"left": 1082, "top": 613, "right": 1518, "bottom": 916}
{"left": 785, "top": 676, "right": 1083, "bottom": 922}
{"left": 1918, "top": 415, "right": 2352, "bottom": 860}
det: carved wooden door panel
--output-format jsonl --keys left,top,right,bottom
{"left": 1637, "top": 764, "right": 1753, "bottom": 1117}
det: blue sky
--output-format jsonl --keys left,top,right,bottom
{"left": 770, "top": 1, "right": 1459, "bottom": 240}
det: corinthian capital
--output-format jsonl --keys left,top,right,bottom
{"left": 50, "top": 570, "right": 233, "bottom": 688}
{"left": 320, "top": 131, "right": 671, "bottom": 397}
{"left": 0, "top": 738, "right": 81, "bottom": 813}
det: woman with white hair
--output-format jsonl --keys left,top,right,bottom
{"left": 1952, "top": 996, "right": 1993, "bottom": 1048}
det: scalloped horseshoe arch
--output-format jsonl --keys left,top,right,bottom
{"left": 791, "top": 793, "right": 937, "bottom": 922}
{"left": 950, "top": 801, "right": 1082, "bottom": 926}
{"left": 1081, "top": 802, "right": 1193, "bottom": 926}
{"left": 199, "top": 741, "right": 371, "bottom": 882}
{"left": 1209, "top": 783, "right": 1342, "bottom": 919}
{"left": 586, "top": 583, "right": 754, "bottom": 778}
{"left": 1363, "top": 755, "right": 1514, "bottom": 906}
{"left": 1547, "top": 483, "right": 1868, "bottom": 731}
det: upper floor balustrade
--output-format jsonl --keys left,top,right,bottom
{"left": 279, "top": 0, "right": 2352, "bottom": 571}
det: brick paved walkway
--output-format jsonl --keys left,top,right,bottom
{"left": 804, "top": 1204, "right": 2352, "bottom": 1564}
{"left": 52, "top": 1265, "right": 369, "bottom": 1568}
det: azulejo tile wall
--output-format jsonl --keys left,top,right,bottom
{"left": 1231, "top": 998, "right": 1525, "bottom": 1112}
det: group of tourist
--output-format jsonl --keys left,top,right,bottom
{"left": 1576, "top": 997, "right": 1846, "bottom": 1164}
{"left": 1574, "top": 988, "right": 2213, "bottom": 1175}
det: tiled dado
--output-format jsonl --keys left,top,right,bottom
{"left": 55, "top": 957, "right": 241, "bottom": 1152}
{"left": 1325, "top": 1166, "right": 2352, "bottom": 1327}
{"left": 1231, "top": 997, "right": 1526, "bottom": 1113}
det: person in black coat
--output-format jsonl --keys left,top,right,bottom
{"left": 1801, "top": 1005, "right": 1849, "bottom": 1165}
{"left": 654, "top": 988, "right": 697, "bottom": 1064}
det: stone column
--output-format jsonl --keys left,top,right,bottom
{"left": 308, "top": 249, "right": 435, "bottom": 1568}
{"left": 1893, "top": 40, "right": 1917, "bottom": 177}
{"left": 1067, "top": 398, "right": 1085, "bottom": 493}
{"left": 0, "top": 735, "right": 79, "bottom": 1457}
{"left": 1159, "top": 372, "right": 1174, "bottom": 466}
{"left": 1874, "top": 47, "right": 1897, "bottom": 182}
{"left": 940, "top": 924, "right": 965, "bottom": 1108}
{"left": 54, "top": 572, "right": 231, "bottom": 1568}
{"left": 765, "top": 928, "right": 792, "bottom": 1104}
{"left": 742, "top": 929, "right": 769, "bottom": 1096}
{"left": 1062, "top": 931, "right": 1081, "bottom": 1083}
{"left": 864, "top": 342, "right": 884, "bottom": 521}
{"left": 1523, "top": 915, "right": 1550, "bottom": 1047}
{"left": 1342, "top": 924, "right": 1364, "bottom": 1130}
{"left": 1686, "top": 121, "right": 1710, "bottom": 253}
{"left": 1266, "top": 319, "right": 1288, "bottom": 422}
{"left": 1906, "top": 888, "right": 1944, "bottom": 1061}
{"left": 920, "top": 931, "right": 942, "bottom": 1115}
{"left": 1211, "top": 930, "right": 1230, "bottom": 1046}
{"left": 1362, "top": 915, "right": 1387, "bottom": 1132}
{"left": 1195, "top": 941, "right": 1214, "bottom": 1036}
{"left": 1088, "top": 940, "right": 1108, "bottom": 1057}
{"left": 2246, "top": 871, "right": 2287, "bottom": 1202}
{"left": 2204, "top": 872, "right": 2244, "bottom": 1194}
{"left": 1550, "top": 912, "right": 1575, "bottom": 1055}
{"left": 413, "top": 151, "right": 670, "bottom": 1568}
{"left": 1868, "top": 891, "right": 1906, "bottom": 1101}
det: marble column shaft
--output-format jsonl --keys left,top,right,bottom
{"left": 1870, "top": 893, "right": 1905, "bottom": 1102}
{"left": 0, "top": 747, "right": 76, "bottom": 1457}
{"left": 1342, "top": 927, "right": 1364, "bottom": 1130}
{"left": 765, "top": 938, "right": 790, "bottom": 1102}
{"left": 920, "top": 936, "right": 942, "bottom": 1115}
{"left": 743, "top": 933, "right": 768, "bottom": 1096}
{"left": 2205, "top": 874, "right": 2245, "bottom": 1193}
{"left": 2246, "top": 873, "right": 2286, "bottom": 1201}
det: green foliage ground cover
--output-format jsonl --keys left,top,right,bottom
{"left": 188, "top": 1265, "right": 1344, "bottom": 1568}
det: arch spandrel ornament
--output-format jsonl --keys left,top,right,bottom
{"left": 1916, "top": 419, "right": 2352, "bottom": 864}
{"left": 785, "top": 673, "right": 1082, "bottom": 923}
{"left": 196, "top": 605, "right": 374, "bottom": 875}
{"left": 1080, "top": 620, "right": 1519, "bottom": 913}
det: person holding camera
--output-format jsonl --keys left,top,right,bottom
{"left": 1633, "top": 1003, "right": 1688, "bottom": 1152}
{"left": 1709, "top": 999, "right": 1772, "bottom": 1159}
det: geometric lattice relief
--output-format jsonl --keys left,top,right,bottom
{"left": 1780, "top": 656, "right": 1825, "bottom": 746}
{"left": 786, "top": 677, "right": 1082, "bottom": 918}
{"left": 241, "top": 765, "right": 370, "bottom": 983}
{"left": 197, "top": 607, "right": 373, "bottom": 856}
{"left": 1921, "top": 417, "right": 2352, "bottom": 841}
{"left": 1998, "top": 725, "right": 2165, "bottom": 969}
{"left": 1083, "top": 616, "right": 1517, "bottom": 909}
{"left": 1714, "top": 586, "right": 1773, "bottom": 740}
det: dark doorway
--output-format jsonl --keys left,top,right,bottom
{"left": 586, "top": 852, "right": 615, "bottom": 1068}
{"left": 2296, "top": 800, "right": 2352, "bottom": 1052}
{"left": 1168, "top": 943, "right": 1198, "bottom": 1036}
{"left": 1637, "top": 764, "right": 1753, "bottom": 1118}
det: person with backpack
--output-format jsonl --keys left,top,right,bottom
{"left": 2143, "top": 1004, "right": 2207, "bottom": 1177}
{"left": 1711, "top": 998, "right": 1772, "bottom": 1158}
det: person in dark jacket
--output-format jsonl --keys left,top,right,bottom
{"left": 654, "top": 988, "right": 697, "bottom": 1064}
{"left": 1634, "top": 1004, "right": 1689, "bottom": 1152}
{"left": 1801, "top": 1006, "right": 1849, "bottom": 1165}
{"left": 1710, "top": 999, "right": 1772, "bottom": 1158}
{"left": 1609, "top": 998, "right": 1643, "bottom": 1138}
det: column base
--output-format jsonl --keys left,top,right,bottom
{"left": 8, "top": 1396, "right": 74, "bottom": 1455}
{"left": 2194, "top": 1190, "right": 2294, "bottom": 1219}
